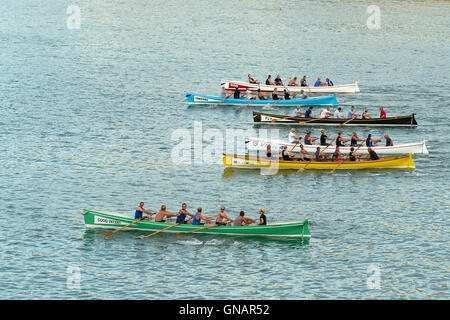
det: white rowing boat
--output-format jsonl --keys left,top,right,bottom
{"left": 245, "top": 137, "right": 429, "bottom": 155}
{"left": 222, "top": 80, "right": 360, "bottom": 94}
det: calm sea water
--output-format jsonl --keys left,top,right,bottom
{"left": 0, "top": 0, "right": 449, "bottom": 299}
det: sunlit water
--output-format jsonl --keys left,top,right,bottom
{"left": 0, "top": 0, "right": 448, "bottom": 299}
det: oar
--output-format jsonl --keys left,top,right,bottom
{"left": 104, "top": 217, "right": 145, "bottom": 239}
{"left": 299, "top": 118, "right": 322, "bottom": 125}
{"left": 215, "top": 94, "right": 232, "bottom": 107}
{"left": 289, "top": 141, "right": 300, "bottom": 152}
{"left": 245, "top": 97, "right": 256, "bottom": 107}
{"left": 270, "top": 99, "right": 281, "bottom": 107}
{"left": 271, "top": 113, "right": 302, "bottom": 122}
{"left": 298, "top": 144, "right": 331, "bottom": 172}
{"left": 329, "top": 142, "right": 364, "bottom": 173}
{"left": 141, "top": 217, "right": 193, "bottom": 239}
{"left": 339, "top": 117, "right": 356, "bottom": 127}
{"left": 176, "top": 224, "right": 218, "bottom": 237}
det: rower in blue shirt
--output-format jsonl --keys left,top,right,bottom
{"left": 134, "top": 202, "right": 155, "bottom": 219}
{"left": 192, "top": 208, "right": 214, "bottom": 225}
{"left": 304, "top": 106, "right": 313, "bottom": 118}
{"left": 176, "top": 203, "right": 194, "bottom": 224}
{"left": 314, "top": 78, "right": 322, "bottom": 87}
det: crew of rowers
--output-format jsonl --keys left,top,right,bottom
{"left": 290, "top": 105, "right": 387, "bottom": 119}
{"left": 134, "top": 202, "right": 267, "bottom": 226}
{"left": 230, "top": 74, "right": 334, "bottom": 100}
{"left": 265, "top": 129, "right": 394, "bottom": 162}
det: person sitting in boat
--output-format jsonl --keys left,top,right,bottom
{"left": 258, "top": 209, "right": 267, "bottom": 225}
{"left": 248, "top": 74, "right": 258, "bottom": 84}
{"left": 304, "top": 106, "right": 314, "bottom": 118}
{"left": 155, "top": 205, "right": 179, "bottom": 222}
{"left": 349, "top": 147, "right": 362, "bottom": 162}
{"left": 350, "top": 131, "right": 364, "bottom": 147}
{"left": 288, "top": 77, "right": 299, "bottom": 86}
{"left": 333, "top": 107, "right": 345, "bottom": 119}
{"left": 192, "top": 207, "right": 214, "bottom": 226}
{"left": 367, "top": 147, "right": 379, "bottom": 160}
{"left": 290, "top": 106, "right": 304, "bottom": 117}
{"left": 332, "top": 146, "right": 345, "bottom": 161}
{"left": 266, "top": 144, "right": 273, "bottom": 159}
{"left": 315, "top": 146, "right": 329, "bottom": 161}
{"left": 347, "top": 106, "right": 360, "bottom": 119}
{"left": 245, "top": 89, "right": 253, "bottom": 99}
{"left": 257, "top": 88, "right": 268, "bottom": 100}
{"left": 384, "top": 134, "right": 393, "bottom": 146}
{"left": 233, "top": 211, "right": 256, "bottom": 226}
{"left": 272, "top": 88, "right": 280, "bottom": 100}
{"left": 284, "top": 89, "right": 291, "bottom": 100}
{"left": 266, "top": 75, "right": 274, "bottom": 85}
{"left": 274, "top": 75, "right": 284, "bottom": 86}
{"left": 326, "top": 78, "right": 334, "bottom": 86}
{"left": 320, "top": 129, "right": 333, "bottom": 146}
{"left": 282, "top": 145, "right": 295, "bottom": 161}
{"left": 299, "top": 89, "right": 308, "bottom": 99}
{"left": 216, "top": 206, "right": 233, "bottom": 226}
{"left": 134, "top": 202, "right": 155, "bottom": 220}
{"left": 362, "top": 109, "right": 371, "bottom": 119}
{"left": 314, "top": 77, "right": 322, "bottom": 87}
{"left": 288, "top": 128, "right": 301, "bottom": 144}
{"left": 304, "top": 131, "right": 318, "bottom": 145}
{"left": 298, "top": 144, "right": 313, "bottom": 161}
{"left": 320, "top": 106, "right": 334, "bottom": 118}
{"left": 379, "top": 107, "right": 386, "bottom": 119}
{"left": 300, "top": 76, "right": 308, "bottom": 87}
{"left": 176, "top": 203, "right": 194, "bottom": 224}
{"left": 233, "top": 86, "right": 240, "bottom": 99}
{"left": 365, "top": 134, "right": 381, "bottom": 147}
{"left": 336, "top": 132, "right": 350, "bottom": 147}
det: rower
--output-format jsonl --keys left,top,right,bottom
{"left": 257, "top": 89, "right": 266, "bottom": 100}
{"left": 274, "top": 75, "right": 284, "bottom": 86}
{"left": 176, "top": 203, "right": 194, "bottom": 224}
{"left": 266, "top": 144, "right": 273, "bottom": 159}
{"left": 284, "top": 89, "right": 291, "bottom": 100}
{"left": 272, "top": 88, "right": 279, "bottom": 100}
{"left": 304, "top": 131, "right": 318, "bottom": 145}
{"left": 314, "top": 77, "right": 322, "bottom": 87}
{"left": 288, "top": 128, "right": 301, "bottom": 144}
{"left": 288, "top": 77, "right": 299, "bottom": 86}
{"left": 362, "top": 109, "right": 371, "bottom": 119}
{"left": 315, "top": 146, "right": 329, "bottom": 161}
{"left": 384, "top": 134, "right": 393, "bottom": 146}
{"left": 365, "top": 134, "right": 381, "bottom": 147}
{"left": 350, "top": 131, "right": 364, "bottom": 147}
{"left": 347, "top": 106, "right": 360, "bottom": 119}
{"left": 155, "top": 205, "right": 179, "bottom": 222}
{"left": 258, "top": 209, "right": 267, "bottom": 225}
{"left": 290, "top": 106, "right": 303, "bottom": 117}
{"left": 299, "top": 89, "right": 308, "bottom": 99}
{"left": 320, "top": 106, "right": 333, "bottom": 118}
{"left": 233, "top": 211, "right": 256, "bottom": 226}
{"left": 134, "top": 202, "right": 155, "bottom": 220}
{"left": 320, "top": 129, "right": 333, "bottom": 146}
{"left": 266, "top": 75, "right": 274, "bottom": 85}
{"left": 336, "top": 132, "right": 350, "bottom": 147}
{"left": 333, "top": 107, "right": 345, "bottom": 119}
{"left": 298, "top": 144, "right": 313, "bottom": 161}
{"left": 248, "top": 74, "right": 258, "bottom": 84}
{"left": 304, "top": 106, "right": 313, "bottom": 118}
{"left": 245, "top": 88, "right": 253, "bottom": 99}
{"left": 192, "top": 207, "right": 214, "bottom": 225}
{"left": 379, "top": 107, "right": 387, "bottom": 119}
{"left": 282, "top": 145, "right": 295, "bottom": 161}
{"left": 349, "top": 147, "right": 362, "bottom": 162}
{"left": 331, "top": 146, "right": 345, "bottom": 161}
{"left": 216, "top": 206, "right": 233, "bottom": 226}
{"left": 326, "top": 78, "right": 334, "bottom": 86}
{"left": 367, "top": 147, "right": 379, "bottom": 160}
{"left": 300, "top": 76, "right": 308, "bottom": 87}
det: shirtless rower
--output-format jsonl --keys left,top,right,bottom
{"left": 288, "top": 77, "right": 299, "bottom": 86}
{"left": 233, "top": 211, "right": 256, "bottom": 226}
{"left": 134, "top": 202, "right": 155, "bottom": 220}
{"left": 362, "top": 109, "right": 371, "bottom": 119}
{"left": 216, "top": 206, "right": 233, "bottom": 226}
{"left": 155, "top": 205, "right": 179, "bottom": 222}
{"left": 298, "top": 144, "right": 314, "bottom": 161}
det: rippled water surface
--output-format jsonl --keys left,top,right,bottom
{"left": 0, "top": 0, "right": 449, "bottom": 299}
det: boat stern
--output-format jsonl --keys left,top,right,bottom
{"left": 331, "top": 93, "right": 338, "bottom": 106}
{"left": 355, "top": 81, "right": 360, "bottom": 93}
{"left": 422, "top": 141, "right": 429, "bottom": 155}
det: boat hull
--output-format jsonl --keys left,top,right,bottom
{"left": 253, "top": 112, "right": 418, "bottom": 127}
{"left": 223, "top": 153, "right": 415, "bottom": 170}
{"left": 245, "top": 137, "right": 429, "bottom": 155}
{"left": 186, "top": 92, "right": 338, "bottom": 106}
{"left": 82, "top": 210, "right": 311, "bottom": 238}
{"left": 222, "top": 80, "right": 360, "bottom": 94}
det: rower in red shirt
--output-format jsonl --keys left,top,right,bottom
{"left": 379, "top": 107, "right": 386, "bottom": 118}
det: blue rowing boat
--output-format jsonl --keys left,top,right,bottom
{"left": 186, "top": 92, "right": 338, "bottom": 106}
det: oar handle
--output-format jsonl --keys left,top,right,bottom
{"left": 104, "top": 217, "right": 145, "bottom": 239}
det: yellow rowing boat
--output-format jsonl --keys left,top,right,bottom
{"left": 223, "top": 153, "right": 415, "bottom": 170}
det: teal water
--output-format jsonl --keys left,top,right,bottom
{"left": 0, "top": 0, "right": 449, "bottom": 299}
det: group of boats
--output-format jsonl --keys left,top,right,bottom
{"left": 83, "top": 76, "right": 427, "bottom": 240}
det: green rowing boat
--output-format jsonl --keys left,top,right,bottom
{"left": 82, "top": 209, "right": 310, "bottom": 239}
